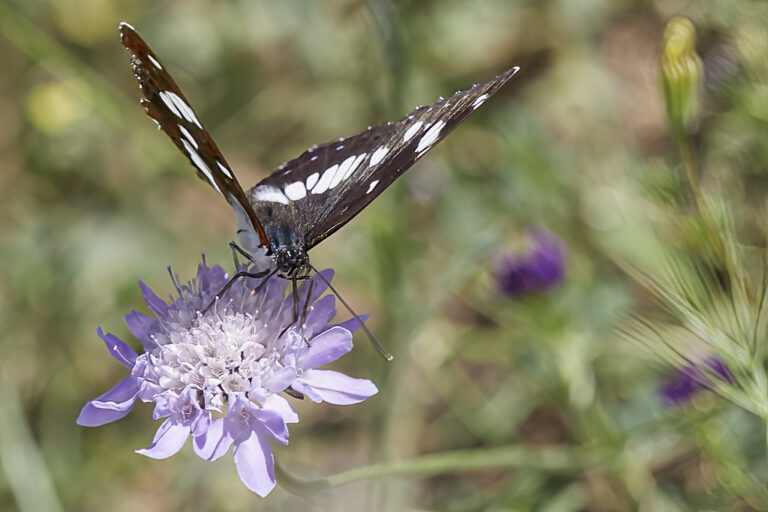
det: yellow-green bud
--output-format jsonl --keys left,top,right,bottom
{"left": 661, "top": 17, "right": 703, "bottom": 136}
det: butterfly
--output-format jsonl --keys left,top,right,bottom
{"left": 119, "top": 22, "right": 518, "bottom": 356}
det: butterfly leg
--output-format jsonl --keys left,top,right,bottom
{"left": 300, "top": 278, "right": 314, "bottom": 327}
{"left": 229, "top": 241, "right": 258, "bottom": 265}
{"left": 248, "top": 267, "right": 278, "bottom": 297}
{"left": 291, "top": 276, "right": 299, "bottom": 324}
{"left": 278, "top": 278, "right": 299, "bottom": 339}
{"left": 202, "top": 268, "right": 273, "bottom": 314}
{"left": 230, "top": 242, "right": 242, "bottom": 269}
{"left": 279, "top": 275, "right": 313, "bottom": 339}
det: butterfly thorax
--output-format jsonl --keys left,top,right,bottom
{"left": 274, "top": 244, "right": 309, "bottom": 278}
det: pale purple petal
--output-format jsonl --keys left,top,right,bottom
{"left": 296, "top": 369, "right": 378, "bottom": 405}
{"left": 196, "top": 261, "right": 228, "bottom": 293}
{"left": 77, "top": 375, "right": 138, "bottom": 426}
{"left": 192, "top": 410, "right": 211, "bottom": 437}
{"left": 334, "top": 314, "right": 369, "bottom": 333}
{"left": 194, "top": 418, "right": 233, "bottom": 461}
{"left": 290, "top": 381, "right": 325, "bottom": 403}
{"left": 265, "top": 367, "right": 296, "bottom": 394}
{"left": 296, "top": 327, "right": 353, "bottom": 369}
{"left": 124, "top": 310, "right": 157, "bottom": 346}
{"left": 302, "top": 295, "right": 336, "bottom": 334}
{"left": 250, "top": 407, "right": 290, "bottom": 444}
{"left": 139, "top": 280, "right": 169, "bottom": 316}
{"left": 149, "top": 390, "right": 174, "bottom": 420}
{"left": 233, "top": 432, "right": 276, "bottom": 497}
{"left": 136, "top": 419, "right": 190, "bottom": 459}
{"left": 306, "top": 269, "right": 334, "bottom": 303}
{"left": 97, "top": 328, "right": 137, "bottom": 369}
{"left": 262, "top": 394, "right": 299, "bottom": 424}
{"left": 224, "top": 399, "right": 253, "bottom": 443}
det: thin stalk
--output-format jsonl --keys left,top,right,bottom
{"left": 675, "top": 134, "right": 725, "bottom": 263}
{"left": 276, "top": 444, "right": 596, "bottom": 494}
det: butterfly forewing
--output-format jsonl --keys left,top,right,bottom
{"left": 118, "top": 22, "right": 269, "bottom": 250}
{"left": 249, "top": 67, "right": 519, "bottom": 249}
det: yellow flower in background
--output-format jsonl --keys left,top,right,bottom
{"left": 661, "top": 17, "right": 703, "bottom": 136}
{"left": 26, "top": 82, "right": 88, "bottom": 135}
{"left": 51, "top": 0, "right": 118, "bottom": 46}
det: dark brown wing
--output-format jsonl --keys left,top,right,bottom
{"left": 248, "top": 67, "right": 519, "bottom": 250}
{"left": 118, "top": 22, "right": 270, "bottom": 250}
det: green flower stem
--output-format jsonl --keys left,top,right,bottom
{"left": 675, "top": 133, "right": 735, "bottom": 279}
{"left": 675, "top": 135, "right": 704, "bottom": 218}
{"left": 276, "top": 444, "right": 596, "bottom": 494}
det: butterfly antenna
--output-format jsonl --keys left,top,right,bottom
{"left": 309, "top": 264, "right": 393, "bottom": 362}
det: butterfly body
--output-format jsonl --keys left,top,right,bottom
{"left": 118, "top": 22, "right": 519, "bottom": 279}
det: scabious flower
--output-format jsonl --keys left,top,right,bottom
{"left": 492, "top": 229, "right": 565, "bottom": 297}
{"left": 77, "top": 259, "right": 378, "bottom": 496}
{"left": 659, "top": 356, "right": 733, "bottom": 405}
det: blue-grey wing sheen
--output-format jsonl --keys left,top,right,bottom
{"left": 248, "top": 67, "right": 519, "bottom": 250}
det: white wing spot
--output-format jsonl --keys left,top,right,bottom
{"left": 312, "top": 164, "right": 338, "bottom": 194}
{"left": 366, "top": 180, "right": 379, "bottom": 194}
{"left": 330, "top": 155, "right": 357, "bottom": 189}
{"left": 252, "top": 185, "right": 289, "bottom": 205}
{"left": 147, "top": 54, "right": 163, "bottom": 69}
{"left": 216, "top": 161, "right": 233, "bottom": 180}
{"left": 305, "top": 172, "right": 319, "bottom": 190}
{"left": 415, "top": 120, "right": 446, "bottom": 153}
{"left": 178, "top": 125, "right": 197, "bottom": 149}
{"left": 164, "top": 91, "right": 202, "bottom": 129}
{"left": 310, "top": 155, "right": 319, "bottom": 161}
{"left": 403, "top": 121, "right": 423, "bottom": 142}
{"left": 284, "top": 181, "right": 307, "bottom": 201}
{"left": 343, "top": 153, "right": 367, "bottom": 181}
{"left": 369, "top": 146, "right": 390, "bottom": 167}
{"left": 159, "top": 91, "right": 182, "bottom": 119}
{"left": 336, "top": 144, "right": 344, "bottom": 151}
{"left": 181, "top": 139, "right": 221, "bottom": 195}
{"left": 472, "top": 93, "right": 489, "bottom": 110}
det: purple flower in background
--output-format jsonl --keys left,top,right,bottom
{"left": 493, "top": 228, "right": 565, "bottom": 297}
{"left": 659, "top": 356, "right": 733, "bottom": 405}
{"left": 78, "top": 259, "right": 377, "bottom": 496}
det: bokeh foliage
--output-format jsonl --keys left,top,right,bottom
{"left": 1, "top": 0, "right": 768, "bottom": 510}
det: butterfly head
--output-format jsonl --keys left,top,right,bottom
{"left": 274, "top": 245, "right": 310, "bottom": 279}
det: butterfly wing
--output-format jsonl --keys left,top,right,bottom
{"left": 249, "top": 67, "right": 519, "bottom": 250}
{"left": 118, "top": 22, "right": 270, "bottom": 252}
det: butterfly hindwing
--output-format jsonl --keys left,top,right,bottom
{"left": 248, "top": 67, "right": 519, "bottom": 249}
{"left": 118, "top": 22, "right": 269, "bottom": 250}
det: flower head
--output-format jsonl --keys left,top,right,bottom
{"left": 493, "top": 228, "right": 565, "bottom": 297}
{"left": 78, "top": 259, "right": 378, "bottom": 496}
{"left": 659, "top": 356, "right": 733, "bottom": 406}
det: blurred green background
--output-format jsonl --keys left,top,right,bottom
{"left": 1, "top": 0, "right": 768, "bottom": 510}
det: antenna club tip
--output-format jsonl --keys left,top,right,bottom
{"left": 385, "top": 354, "right": 394, "bottom": 362}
